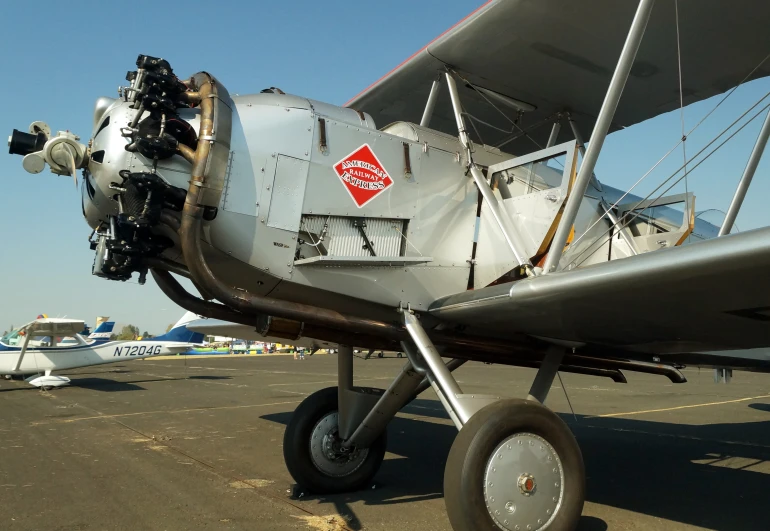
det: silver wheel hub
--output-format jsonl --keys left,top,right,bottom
{"left": 484, "top": 433, "right": 565, "bottom": 531}
{"left": 309, "top": 412, "right": 369, "bottom": 477}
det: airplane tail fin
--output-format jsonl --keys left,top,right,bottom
{"left": 153, "top": 312, "right": 205, "bottom": 344}
{"left": 88, "top": 321, "right": 115, "bottom": 342}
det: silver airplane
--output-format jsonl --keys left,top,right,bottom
{"left": 8, "top": 1, "right": 770, "bottom": 529}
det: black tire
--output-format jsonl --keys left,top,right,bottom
{"left": 283, "top": 386, "right": 387, "bottom": 494}
{"left": 444, "top": 399, "right": 585, "bottom": 531}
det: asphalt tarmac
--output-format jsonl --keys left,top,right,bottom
{"left": 1, "top": 353, "right": 769, "bottom": 531}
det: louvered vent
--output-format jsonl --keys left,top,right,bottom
{"left": 298, "top": 215, "right": 407, "bottom": 258}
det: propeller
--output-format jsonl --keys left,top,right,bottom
{"left": 62, "top": 143, "right": 79, "bottom": 188}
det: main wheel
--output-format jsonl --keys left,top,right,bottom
{"left": 444, "top": 399, "right": 585, "bottom": 531}
{"left": 283, "top": 386, "right": 387, "bottom": 494}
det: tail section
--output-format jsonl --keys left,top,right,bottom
{"left": 88, "top": 321, "right": 115, "bottom": 343}
{"left": 153, "top": 312, "right": 205, "bottom": 344}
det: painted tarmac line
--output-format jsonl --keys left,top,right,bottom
{"left": 579, "top": 423, "right": 770, "bottom": 450}
{"left": 268, "top": 376, "right": 393, "bottom": 386}
{"left": 596, "top": 394, "right": 770, "bottom": 418}
{"left": 31, "top": 399, "right": 302, "bottom": 425}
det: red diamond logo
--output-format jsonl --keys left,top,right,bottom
{"left": 333, "top": 144, "right": 394, "bottom": 208}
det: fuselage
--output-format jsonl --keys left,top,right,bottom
{"left": 0, "top": 337, "right": 185, "bottom": 375}
{"left": 81, "top": 89, "right": 721, "bottom": 326}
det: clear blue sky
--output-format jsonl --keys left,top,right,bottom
{"left": 1, "top": 1, "right": 769, "bottom": 334}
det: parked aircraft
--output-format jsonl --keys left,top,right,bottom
{"left": 0, "top": 312, "right": 203, "bottom": 388}
{"left": 8, "top": 1, "right": 770, "bottom": 529}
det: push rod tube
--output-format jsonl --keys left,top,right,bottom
{"left": 719, "top": 108, "right": 770, "bottom": 236}
{"left": 543, "top": 0, "right": 655, "bottom": 274}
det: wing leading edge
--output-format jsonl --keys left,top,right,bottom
{"left": 429, "top": 227, "right": 770, "bottom": 355}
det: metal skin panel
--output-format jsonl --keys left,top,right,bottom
{"left": 308, "top": 98, "right": 377, "bottom": 130}
{"left": 208, "top": 97, "right": 314, "bottom": 280}
{"left": 221, "top": 110, "right": 260, "bottom": 217}
{"left": 291, "top": 130, "right": 479, "bottom": 308}
{"left": 473, "top": 206, "right": 518, "bottom": 289}
{"left": 303, "top": 117, "right": 419, "bottom": 219}
{"left": 381, "top": 121, "right": 513, "bottom": 169}
{"left": 430, "top": 225, "right": 770, "bottom": 354}
{"left": 210, "top": 209, "right": 297, "bottom": 281}
{"left": 267, "top": 155, "right": 310, "bottom": 232}
{"left": 198, "top": 95, "right": 509, "bottom": 309}
{"left": 210, "top": 150, "right": 298, "bottom": 280}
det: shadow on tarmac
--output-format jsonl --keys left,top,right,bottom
{"left": 70, "top": 375, "right": 229, "bottom": 391}
{"left": 264, "top": 400, "right": 770, "bottom": 531}
{"left": 0, "top": 374, "right": 234, "bottom": 393}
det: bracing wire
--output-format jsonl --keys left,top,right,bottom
{"left": 568, "top": 89, "right": 770, "bottom": 261}
{"left": 451, "top": 69, "right": 545, "bottom": 151}
{"left": 568, "top": 50, "right": 770, "bottom": 251}
{"left": 675, "top": 0, "right": 690, "bottom": 241}
{"left": 557, "top": 372, "right": 577, "bottom": 422}
{"left": 570, "top": 101, "right": 770, "bottom": 269}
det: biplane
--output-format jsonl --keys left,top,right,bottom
{"left": 8, "top": 0, "right": 770, "bottom": 528}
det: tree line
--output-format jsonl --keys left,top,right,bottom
{"left": 109, "top": 324, "right": 161, "bottom": 341}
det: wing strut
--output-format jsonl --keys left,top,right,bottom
{"left": 543, "top": 0, "right": 656, "bottom": 274}
{"left": 567, "top": 114, "right": 603, "bottom": 192}
{"left": 545, "top": 120, "right": 561, "bottom": 148}
{"left": 420, "top": 77, "right": 442, "bottom": 127}
{"left": 719, "top": 108, "right": 770, "bottom": 235}
{"left": 13, "top": 331, "right": 32, "bottom": 373}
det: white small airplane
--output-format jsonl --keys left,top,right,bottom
{"left": 0, "top": 312, "right": 203, "bottom": 388}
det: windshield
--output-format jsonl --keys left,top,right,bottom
{"left": 0, "top": 329, "right": 22, "bottom": 346}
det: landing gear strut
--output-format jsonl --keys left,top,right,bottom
{"left": 282, "top": 313, "right": 585, "bottom": 531}
{"left": 283, "top": 386, "right": 387, "bottom": 493}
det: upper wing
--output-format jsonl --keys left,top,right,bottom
{"left": 346, "top": 0, "right": 770, "bottom": 153}
{"left": 429, "top": 227, "right": 770, "bottom": 355}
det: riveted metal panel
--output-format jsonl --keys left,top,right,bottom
{"left": 303, "top": 117, "right": 419, "bottom": 219}
{"left": 220, "top": 110, "right": 263, "bottom": 216}
{"left": 474, "top": 205, "right": 519, "bottom": 288}
{"left": 267, "top": 155, "right": 309, "bottom": 232}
